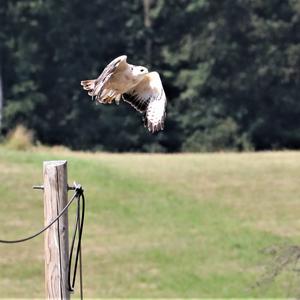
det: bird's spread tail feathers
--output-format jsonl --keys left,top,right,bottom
{"left": 80, "top": 79, "right": 120, "bottom": 104}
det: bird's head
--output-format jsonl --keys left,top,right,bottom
{"left": 130, "top": 65, "right": 149, "bottom": 79}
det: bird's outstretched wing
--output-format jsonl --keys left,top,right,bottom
{"left": 81, "top": 55, "right": 128, "bottom": 103}
{"left": 123, "top": 72, "right": 167, "bottom": 133}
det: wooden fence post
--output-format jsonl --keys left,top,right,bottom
{"left": 43, "top": 161, "right": 70, "bottom": 300}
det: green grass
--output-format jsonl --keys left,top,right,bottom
{"left": 1, "top": 147, "right": 300, "bottom": 297}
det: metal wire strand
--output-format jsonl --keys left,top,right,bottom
{"left": 0, "top": 184, "right": 85, "bottom": 300}
{"left": 68, "top": 190, "right": 85, "bottom": 299}
{"left": 0, "top": 191, "right": 80, "bottom": 244}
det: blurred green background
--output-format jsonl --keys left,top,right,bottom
{"left": 1, "top": 0, "right": 300, "bottom": 152}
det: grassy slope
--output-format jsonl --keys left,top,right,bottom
{"left": 0, "top": 147, "right": 300, "bottom": 297}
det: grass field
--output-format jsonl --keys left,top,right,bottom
{"left": 1, "top": 147, "right": 300, "bottom": 298}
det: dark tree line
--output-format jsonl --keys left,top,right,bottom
{"left": 1, "top": 0, "right": 300, "bottom": 152}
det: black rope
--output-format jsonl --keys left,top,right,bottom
{"left": 0, "top": 183, "right": 85, "bottom": 300}
{"left": 0, "top": 190, "right": 79, "bottom": 244}
{"left": 68, "top": 184, "right": 85, "bottom": 300}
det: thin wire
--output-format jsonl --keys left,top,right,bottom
{"left": 72, "top": 193, "right": 85, "bottom": 288}
{"left": 80, "top": 193, "right": 85, "bottom": 300}
{"left": 79, "top": 236, "right": 83, "bottom": 300}
{"left": 0, "top": 191, "right": 79, "bottom": 244}
{"left": 68, "top": 200, "right": 79, "bottom": 291}
{"left": 0, "top": 184, "right": 85, "bottom": 299}
{"left": 68, "top": 188, "right": 85, "bottom": 300}
{"left": 78, "top": 194, "right": 84, "bottom": 300}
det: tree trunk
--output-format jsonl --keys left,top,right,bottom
{"left": 143, "top": 0, "right": 152, "bottom": 64}
{"left": 0, "top": 64, "right": 3, "bottom": 132}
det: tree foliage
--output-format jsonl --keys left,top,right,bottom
{"left": 1, "top": 0, "right": 300, "bottom": 151}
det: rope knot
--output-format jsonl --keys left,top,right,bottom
{"left": 73, "top": 182, "right": 84, "bottom": 196}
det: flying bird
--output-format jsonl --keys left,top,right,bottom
{"left": 80, "top": 55, "right": 167, "bottom": 133}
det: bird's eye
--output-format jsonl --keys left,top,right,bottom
{"left": 131, "top": 67, "right": 133, "bottom": 71}
{"left": 140, "top": 69, "right": 144, "bottom": 72}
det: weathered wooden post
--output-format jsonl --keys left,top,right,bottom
{"left": 43, "top": 161, "right": 70, "bottom": 300}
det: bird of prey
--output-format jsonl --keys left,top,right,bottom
{"left": 80, "top": 55, "right": 167, "bottom": 133}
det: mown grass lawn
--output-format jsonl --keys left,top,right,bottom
{"left": 0, "top": 147, "right": 300, "bottom": 298}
